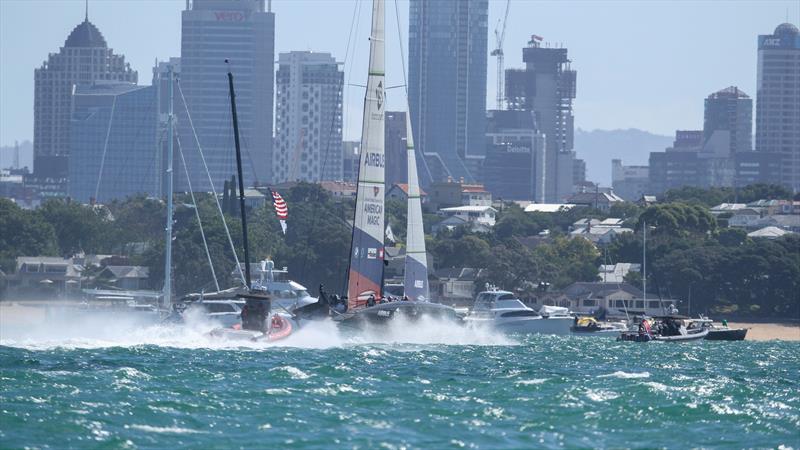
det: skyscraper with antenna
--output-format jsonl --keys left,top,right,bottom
{"left": 32, "top": 2, "right": 136, "bottom": 186}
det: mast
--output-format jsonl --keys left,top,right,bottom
{"left": 226, "top": 61, "right": 252, "bottom": 289}
{"left": 346, "top": 0, "right": 385, "bottom": 310}
{"left": 163, "top": 64, "right": 174, "bottom": 310}
{"left": 642, "top": 219, "right": 646, "bottom": 306}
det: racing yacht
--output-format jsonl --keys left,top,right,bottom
{"left": 323, "top": 0, "right": 459, "bottom": 329}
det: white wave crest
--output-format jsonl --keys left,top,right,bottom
{"left": 270, "top": 365, "right": 311, "bottom": 379}
{"left": 598, "top": 371, "right": 651, "bottom": 379}
{"left": 127, "top": 424, "right": 206, "bottom": 434}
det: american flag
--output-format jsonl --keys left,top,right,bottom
{"left": 270, "top": 189, "right": 288, "bottom": 234}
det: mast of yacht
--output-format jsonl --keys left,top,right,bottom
{"left": 346, "top": 0, "right": 385, "bottom": 310}
{"left": 163, "top": 64, "right": 175, "bottom": 311}
{"left": 226, "top": 60, "right": 252, "bottom": 290}
{"left": 642, "top": 219, "right": 646, "bottom": 308}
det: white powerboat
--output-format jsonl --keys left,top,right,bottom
{"left": 182, "top": 299, "right": 243, "bottom": 328}
{"left": 464, "top": 290, "right": 574, "bottom": 335}
{"left": 248, "top": 260, "right": 317, "bottom": 312}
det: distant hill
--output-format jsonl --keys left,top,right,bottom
{"left": 0, "top": 140, "right": 33, "bottom": 171}
{"left": 574, "top": 128, "right": 673, "bottom": 186}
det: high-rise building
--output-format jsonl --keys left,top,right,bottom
{"left": 505, "top": 37, "right": 577, "bottom": 202}
{"left": 611, "top": 159, "right": 649, "bottom": 201}
{"left": 703, "top": 86, "right": 752, "bottom": 155}
{"left": 179, "top": 0, "right": 275, "bottom": 191}
{"left": 273, "top": 51, "right": 343, "bottom": 182}
{"left": 342, "top": 141, "right": 360, "bottom": 183}
{"left": 384, "top": 111, "right": 408, "bottom": 189}
{"left": 33, "top": 12, "right": 136, "bottom": 181}
{"left": 408, "top": 0, "right": 488, "bottom": 186}
{"left": 68, "top": 82, "right": 159, "bottom": 203}
{"left": 755, "top": 23, "right": 800, "bottom": 191}
{"left": 483, "top": 110, "right": 545, "bottom": 201}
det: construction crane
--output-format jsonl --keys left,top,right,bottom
{"left": 491, "top": 0, "right": 511, "bottom": 110}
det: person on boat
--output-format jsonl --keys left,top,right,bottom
{"left": 271, "top": 314, "right": 283, "bottom": 331}
{"left": 722, "top": 319, "right": 728, "bottom": 327}
{"left": 638, "top": 318, "right": 651, "bottom": 336}
{"left": 668, "top": 304, "right": 679, "bottom": 315}
{"left": 367, "top": 294, "right": 376, "bottom": 307}
{"left": 402, "top": 295, "right": 409, "bottom": 302}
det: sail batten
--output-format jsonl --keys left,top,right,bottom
{"left": 347, "top": 0, "right": 385, "bottom": 311}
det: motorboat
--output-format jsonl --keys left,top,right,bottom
{"left": 179, "top": 260, "right": 316, "bottom": 315}
{"left": 463, "top": 290, "right": 574, "bottom": 335}
{"left": 570, "top": 316, "right": 628, "bottom": 337}
{"left": 619, "top": 316, "right": 709, "bottom": 342}
{"left": 180, "top": 299, "right": 243, "bottom": 328}
{"left": 208, "top": 309, "right": 294, "bottom": 343}
{"left": 245, "top": 259, "right": 318, "bottom": 313}
{"left": 689, "top": 317, "right": 748, "bottom": 341}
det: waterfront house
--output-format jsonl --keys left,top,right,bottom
{"left": 432, "top": 267, "right": 485, "bottom": 306}
{"left": 386, "top": 183, "right": 427, "bottom": 203}
{"left": 438, "top": 205, "right": 497, "bottom": 229}
{"left": 747, "top": 226, "right": 793, "bottom": 239}
{"left": 565, "top": 191, "right": 624, "bottom": 212}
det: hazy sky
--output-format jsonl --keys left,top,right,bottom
{"left": 1, "top": 0, "right": 797, "bottom": 148}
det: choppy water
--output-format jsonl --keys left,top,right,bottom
{"left": 1, "top": 314, "right": 799, "bottom": 449}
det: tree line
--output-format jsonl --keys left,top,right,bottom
{"left": 1, "top": 183, "right": 797, "bottom": 317}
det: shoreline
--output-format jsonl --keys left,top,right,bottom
{"left": 1, "top": 302, "right": 798, "bottom": 341}
{"left": 727, "top": 322, "right": 800, "bottom": 341}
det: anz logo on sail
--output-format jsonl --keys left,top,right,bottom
{"left": 364, "top": 152, "right": 385, "bottom": 167}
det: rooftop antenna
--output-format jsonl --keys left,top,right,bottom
{"left": 85, "top": 0, "right": 88, "bottom": 21}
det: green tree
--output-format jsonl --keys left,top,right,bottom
{"left": 0, "top": 199, "right": 59, "bottom": 271}
{"left": 492, "top": 203, "right": 548, "bottom": 240}
{"left": 38, "top": 199, "right": 113, "bottom": 256}
{"left": 637, "top": 203, "right": 716, "bottom": 236}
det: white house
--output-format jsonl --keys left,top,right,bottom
{"left": 439, "top": 205, "right": 497, "bottom": 228}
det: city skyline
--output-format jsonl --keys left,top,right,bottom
{"left": 1, "top": 0, "right": 797, "bottom": 148}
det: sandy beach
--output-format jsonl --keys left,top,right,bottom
{"left": 728, "top": 322, "right": 800, "bottom": 341}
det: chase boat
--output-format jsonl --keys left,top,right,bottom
{"left": 463, "top": 290, "right": 574, "bottom": 335}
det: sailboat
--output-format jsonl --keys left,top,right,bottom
{"left": 204, "top": 62, "right": 293, "bottom": 342}
{"left": 320, "top": 0, "right": 458, "bottom": 328}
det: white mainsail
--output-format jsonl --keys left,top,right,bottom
{"left": 402, "top": 111, "right": 429, "bottom": 301}
{"left": 347, "top": 0, "right": 386, "bottom": 310}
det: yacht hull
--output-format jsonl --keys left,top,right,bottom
{"left": 705, "top": 328, "right": 747, "bottom": 341}
{"left": 466, "top": 316, "right": 574, "bottom": 335}
{"left": 333, "top": 302, "right": 459, "bottom": 329}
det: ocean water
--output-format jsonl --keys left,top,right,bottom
{"left": 1, "top": 314, "right": 799, "bottom": 449}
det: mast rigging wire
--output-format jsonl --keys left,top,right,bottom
{"left": 94, "top": 96, "right": 118, "bottom": 201}
{"left": 176, "top": 133, "right": 221, "bottom": 291}
{"left": 176, "top": 79, "right": 247, "bottom": 286}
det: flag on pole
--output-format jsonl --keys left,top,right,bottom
{"left": 270, "top": 189, "right": 288, "bottom": 234}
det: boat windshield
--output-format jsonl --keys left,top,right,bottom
{"left": 494, "top": 299, "right": 528, "bottom": 310}
{"left": 474, "top": 292, "right": 522, "bottom": 311}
